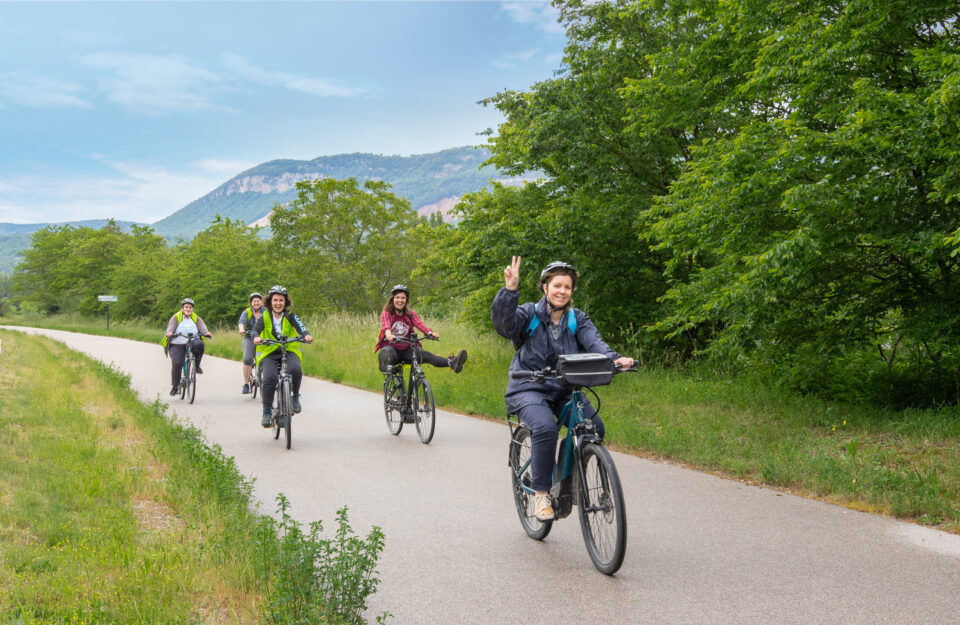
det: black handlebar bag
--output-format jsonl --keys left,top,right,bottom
{"left": 556, "top": 353, "right": 616, "bottom": 387}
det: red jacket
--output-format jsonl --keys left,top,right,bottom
{"left": 375, "top": 309, "right": 432, "bottom": 352}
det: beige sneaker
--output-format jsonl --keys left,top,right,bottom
{"left": 534, "top": 493, "right": 555, "bottom": 521}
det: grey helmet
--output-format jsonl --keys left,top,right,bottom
{"left": 539, "top": 261, "right": 578, "bottom": 288}
{"left": 390, "top": 284, "right": 410, "bottom": 297}
{"left": 180, "top": 297, "right": 195, "bottom": 306}
{"left": 266, "top": 285, "right": 291, "bottom": 309}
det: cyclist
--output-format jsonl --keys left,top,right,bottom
{"left": 252, "top": 285, "right": 313, "bottom": 428}
{"left": 237, "top": 292, "right": 267, "bottom": 394}
{"left": 491, "top": 257, "right": 634, "bottom": 521}
{"left": 163, "top": 297, "right": 213, "bottom": 396}
{"left": 375, "top": 283, "right": 467, "bottom": 375}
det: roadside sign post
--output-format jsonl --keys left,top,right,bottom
{"left": 97, "top": 295, "right": 118, "bottom": 330}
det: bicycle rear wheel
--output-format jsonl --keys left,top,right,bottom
{"left": 187, "top": 360, "right": 197, "bottom": 404}
{"left": 383, "top": 374, "right": 404, "bottom": 435}
{"left": 281, "top": 378, "right": 292, "bottom": 450}
{"left": 508, "top": 425, "right": 552, "bottom": 540}
{"left": 577, "top": 443, "right": 627, "bottom": 575}
{"left": 412, "top": 377, "right": 435, "bottom": 444}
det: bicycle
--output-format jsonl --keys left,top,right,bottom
{"left": 244, "top": 330, "right": 261, "bottom": 399}
{"left": 248, "top": 360, "right": 261, "bottom": 399}
{"left": 507, "top": 353, "right": 637, "bottom": 574}
{"left": 258, "top": 335, "right": 305, "bottom": 450}
{"left": 382, "top": 334, "right": 437, "bottom": 444}
{"left": 170, "top": 332, "right": 199, "bottom": 404}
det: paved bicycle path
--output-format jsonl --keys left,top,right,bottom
{"left": 6, "top": 326, "right": 960, "bottom": 625}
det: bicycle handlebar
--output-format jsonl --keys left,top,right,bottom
{"left": 389, "top": 333, "right": 438, "bottom": 346}
{"left": 510, "top": 360, "right": 638, "bottom": 381}
{"left": 258, "top": 335, "right": 307, "bottom": 346}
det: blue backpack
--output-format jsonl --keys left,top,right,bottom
{"left": 526, "top": 310, "right": 577, "bottom": 337}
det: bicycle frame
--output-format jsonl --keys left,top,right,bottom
{"left": 385, "top": 335, "right": 432, "bottom": 410}
{"left": 510, "top": 387, "right": 600, "bottom": 497}
{"left": 171, "top": 332, "right": 197, "bottom": 381}
{"left": 262, "top": 336, "right": 300, "bottom": 386}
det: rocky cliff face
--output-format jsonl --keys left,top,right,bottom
{"left": 150, "top": 146, "right": 537, "bottom": 240}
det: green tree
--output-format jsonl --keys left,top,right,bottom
{"left": 270, "top": 177, "right": 422, "bottom": 315}
{"left": 0, "top": 272, "right": 11, "bottom": 315}
{"left": 108, "top": 225, "right": 175, "bottom": 321}
{"left": 12, "top": 221, "right": 130, "bottom": 315}
{"left": 650, "top": 0, "right": 960, "bottom": 404}
{"left": 161, "top": 217, "right": 272, "bottom": 326}
{"left": 436, "top": 0, "right": 740, "bottom": 347}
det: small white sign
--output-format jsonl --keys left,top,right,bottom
{"left": 98, "top": 295, "right": 118, "bottom": 302}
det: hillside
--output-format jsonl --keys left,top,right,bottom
{"left": 151, "top": 146, "right": 527, "bottom": 240}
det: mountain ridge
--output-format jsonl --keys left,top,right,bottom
{"left": 151, "top": 145, "right": 523, "bottom": 240}
{"left": 0, "top": 146, "right": 529, "bottom": 272}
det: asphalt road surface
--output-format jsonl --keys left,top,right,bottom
{"left": 6, "top": 327, "right": 960, "bottom": 625}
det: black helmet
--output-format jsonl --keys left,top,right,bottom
{"left": 539, "top": 261, "right": 577, "bottom": 288}
{"left": 249, "top": 292, "right": 262, "bottom": 303}
{"left": 266, "top": 285, "right": 291, "bottom": 308}
{"left": 390, "top": 284, "right": 410, "bottom": 297}
{"left": 180, "top": 297, "right": 195, "bottom": 306}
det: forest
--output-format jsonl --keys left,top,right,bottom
{"left": 5, "top": 0, "right": 959, "bottom": 408}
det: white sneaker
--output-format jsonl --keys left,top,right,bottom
{"left": 534, "top": 493, "right": 555, "bottom": 521}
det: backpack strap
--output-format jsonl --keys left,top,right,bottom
{"left": 526, "top": 314, "right": 541, "bottom": 336}
{"left": 526, "top": 310, "right": 577, "bottom": 336}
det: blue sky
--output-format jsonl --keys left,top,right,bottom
{"left": 0, "top": 1, "right": 566, "bottom": 223}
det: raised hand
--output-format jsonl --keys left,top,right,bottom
{"left": 504, "top": 255, "right": 521, "bottom": 290}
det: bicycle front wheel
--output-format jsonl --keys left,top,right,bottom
{"left": 412, "top": 378, "right": 435, "bottom": 444}
{"left": 383, "top": 375, "right": 404, "bottom": 435}
{"left": 251, "top": 365, "right": 259, "bottom": 399}
{"left": 577, "top": 443, "right": 627, "bottom": 575}
{"left": 187, "top": 360, "right": 197, "bottom": 404}
{"left": 179, "top": 362, "right": 187, "bottom": 400}
{"left": 281, "top": 378, "right": 293, "bottom": 450}
{"left": 508, "top": 425, "right": 552, "bottom": 540}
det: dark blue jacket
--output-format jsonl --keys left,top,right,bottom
{"left": 491, "top": 287, "right": 621, "bottom": 412}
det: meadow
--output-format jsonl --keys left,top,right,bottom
{"left": 0, "top": 329, "right": 386, "bottom": 624}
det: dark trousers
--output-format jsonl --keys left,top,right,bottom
{"left": 169, "top": 339, "right": 205, "bottom": 387}
{"left": 260, "top": 351, "right": 303, "bottom": 408}
{"left": 518, "top": 395, "right": 604, "bottom": 492}
{"left": 378, "top": 345, "right": 448, "bottom": 372}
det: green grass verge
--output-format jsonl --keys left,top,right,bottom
{"left": 3, "top": 313, "right": 959, "bottom": 533}
{"left": 0, "top": 329, "right": 386, "bottom": 624}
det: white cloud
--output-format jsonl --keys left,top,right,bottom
{"left": 222, "top": 54, "right": 366, "bottom": 98}
{"left": 492, "top": 49, "right": 540, "bottom": 70}
{"left": 81, "top": 51, "right": 224, "bottom": 115}
{"left": 0, "top": 161, "right": 233, "bottom": 224}
{"left": 501, "top": 1, "right": 564, "bottom": 34}
{"left": 0, "top": 73, "right": 92, "bottom": 109}
{"left": 190, "top": 158, "right": 257, "bottom": 176}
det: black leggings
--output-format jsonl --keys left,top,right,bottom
{"left": 378, "top": 345, "right": 448, "bottom": 372}
{"left": 168, "top": 339, "right": 204, "bottom": 386}
{"left": 260, "top": 351, "right": 303, "bottom": 408}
